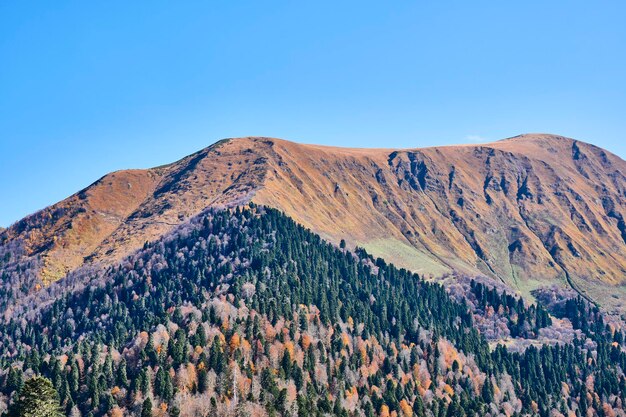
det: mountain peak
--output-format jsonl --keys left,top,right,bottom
{"left": 502, "top": 132, "right": 573, "bottom": 141}
{"left": 492, "top": 133, "right": 579, "bottom": 150}
{"left": 3, "top": 134, "right": 626, "bottom": 312}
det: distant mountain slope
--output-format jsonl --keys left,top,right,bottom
{"left": 2, "top": 134, "right": 626, "bottom": 311}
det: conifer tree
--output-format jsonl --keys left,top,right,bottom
{"left": 116, "top": 358, "right": 128, "bottom": 388}
{"left": 9, "top": 376, "right": 64, "bottom": 417}
{"left": 141, "top": 397, "right": 152, "bottom": 417}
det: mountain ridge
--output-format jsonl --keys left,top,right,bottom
{"left": 2, "top": 133, "right": 626, "bottom": 312}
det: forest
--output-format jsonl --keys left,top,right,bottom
{"left": 1, "top": 205, "right": 626, "bottom": 417}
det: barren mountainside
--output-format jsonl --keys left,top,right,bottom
{"left": 2, "top": 133, "right": 626, "bottom": 311}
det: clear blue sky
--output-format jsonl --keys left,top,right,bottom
{"left": 1, "top": 1, "right": 625, "bottom": 226}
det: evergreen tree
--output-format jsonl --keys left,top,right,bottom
{"left": 9, "top": 376, "right": 64, "bottom": 417}
{"left": 116, "top": 358, "right": 128, "bottom": 388}
{"left": 141, "top": 397, "right": 152, "bottom": 417}
{"left": 413, "top": 394, "right": 426, "bottom": 417}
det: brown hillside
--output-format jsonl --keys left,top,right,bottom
{"left": 2, "top": 134, "right": 626, "bottom": 311}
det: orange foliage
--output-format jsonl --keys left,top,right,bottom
{"left": 602, "top": 403, "right": 615, "bottom": 417}
{"left": 359, "top": 345, "right": 367, "bottom": 363}
{"left": 264, "top": 322, "right": 277, "bottom": 341}
{"left": 109, "top": 407, "right": 124, "bottom": 417}
{"left": 341, "top": 332, "right": 350, "bottom": 347}
{"left": 437, "top": 340, "right": 461, "bottom": 371}
{"left": 400, "top": 373, "right": 411, "bottom": 386}
{"left": 531, "top": 401, "right": 539, "bottom": 413}
{"left": 230, "top": 334, "right": 241, "bottom": 351}
{"left": 237, "top": 375, "right": 252, "bottom": 398}
{"left": 241, "top": 338, "right": 251, "bottom": 350}
{"left": 359, "top": 365, "right": 371, "bottom": 379}
{"left": 344, "top": 386, "right": 358, "bottom": 411}
{"left": 301, "top": 334, "right": 312, "bottom": 350}
{"left": 284, "top": 341, "right": 295, "bottom": 359}
{"left": 380, "top": 404, "right": 390, "bottom": 417}
{"left": 399, "top": 399, "right": 413, "bottom": 417}
{"left": 186, "top": 363, "right": 198, "bottom": 389}
{"left": 414, "top": 363, "right": 431, "bottom": 391}
{"left": 345, "top": 386, "right": 358, "bottom": 400}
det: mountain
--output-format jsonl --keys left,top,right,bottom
{"left": 2, "top": 136, "right": 626, "bottom": 417}
{"left": 2, "top": 133, "right": 626, "bottom": 311}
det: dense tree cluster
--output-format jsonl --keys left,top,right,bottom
{"left": 0, "top": 239, "right": 42, "bottom": 316}
{"left": 0, "top": 206, "right": 626, "bottom": 416}
{"left": 468, "top": 280, "right": 552, "bottom": 338}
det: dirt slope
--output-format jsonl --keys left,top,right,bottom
{"left": 2, "top": 134, "right": 626, "bottom": 310}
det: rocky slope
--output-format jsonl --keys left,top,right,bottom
{"left": 2, "top": 134, "right": 626, "bottom": 311}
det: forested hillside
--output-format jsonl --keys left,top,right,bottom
{"left": 1, "top": 206, "right": 626, "bottom": 417}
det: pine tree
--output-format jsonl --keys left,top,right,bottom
{"left": 103, "top": 354, "right": 114, "bottom": 385}
{"left": 116, "top": 358, "right": 128, "bottom": 388}
{"left": 413, "top": 394, "right": 426, "bottom": 417}
{"left": 141, "top": 397, "right": 152, "bottom": 417}
{"left": 154, "top": 367, "right": 173, "bottom": 401}
{"left": 481, "top": 377, "right": 494, "bottom": 403}
{"left": 5, "top": 367, "right": 23, "bottom": 395}
{"left": 9, "top": 376, "right": 64, "bottom": 417}
{"left": 139, "top": 369, "right": 150, "bottom": 396}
